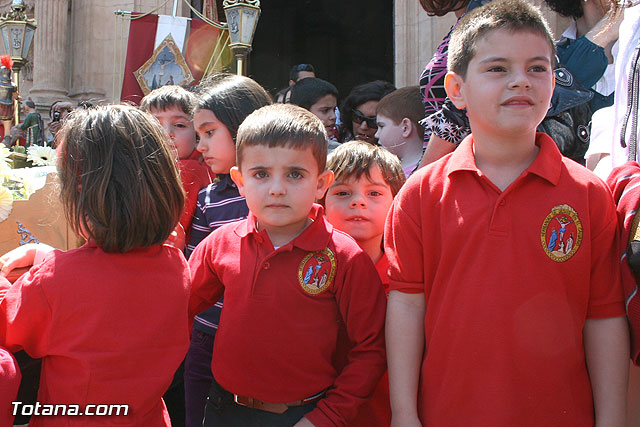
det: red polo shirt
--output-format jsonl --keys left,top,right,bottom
{"left": 178, "top": 157, "right": 214, "bottom": 240}
{"left": 385, "top": 133, "right": 625, "bottom": 426}
{"left": 0, "top": 242, "right": 191, "bottom": 426}
{"left": 0, "top": 347, "right": 20, "bottom": 427}
{"left": 189, "top": 204, "right": 387, "bottom": 427}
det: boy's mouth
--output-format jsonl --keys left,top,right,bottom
{"left": 345, "top": 216, "right": 368, "bottom": 222}
{"left": 501, "top": 96, "right": 534, "bottom": 106}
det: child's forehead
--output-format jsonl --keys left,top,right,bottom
{"left": 150, "top": 106, "right": 191, "bottom": 119}
{"left": 242, "top": 143, "right": 319, "bottom": 166}
{"left": 333, "top": 165, "right": 391, "bottom": 187}
{"left": 473, "top": 28, "right": 553, "bottom": 61}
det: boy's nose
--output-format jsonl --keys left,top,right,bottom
{"left": 350, "top": 195, "right": 366, "bottom": 208}
{"left": 509, "top": 71, "right": 531, "bottom": 89}
{"left": 269, "top": 177, "right": 286, "bottom": 195}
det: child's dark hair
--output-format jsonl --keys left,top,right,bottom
{"left": 57, "top": 105, "right": 185, "bottom": 253}
{"left": 236, "top": 103, "right": 328, "bottom": 172}
{"left": 339, "top": 80, "right": 396, "bottom": 140}
{"left": 543, "top": 0, "right": 584, "bottom": 19}
{"left": 326, "top": 140, "right": 406, "bottom": 197}
{"left": 140, "top": 85, "right": 197, "bottom": 116}
{"left": 197, "top": 74, "right": 273, "bottom": 140}
{"left": 289, "top": 63, "right": 315, "bottom": 82}
{"left": 376, "top": 86, "right": 425, "bottom": 127}
{"left": 289, "top": 77, "right": 338, "bottom": 111}
{"left": 448, "top": 0, "right": 556, "bottom": 79}
{"left": 418, "top": 0, "right": 469, "bottom": 16}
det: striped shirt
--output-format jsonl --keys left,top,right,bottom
{"left": 186, "top": 174, "right": 249, "bottom": 335}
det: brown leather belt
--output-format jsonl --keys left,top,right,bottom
{"left": 233, "top": 390, "right": 326, "bottom": 414}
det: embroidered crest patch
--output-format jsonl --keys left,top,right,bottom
{"left": 540, "top": 204, "right": 582, "bottom": 262}
{"left": 298, "top": 248, "right": 336, "bottom": 295}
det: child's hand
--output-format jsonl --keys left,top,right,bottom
{"left": 293, "top": 417, "right": 315, "bottom": 427}
{"left": 0, "top": 243, "right": 54, "bottom": 276}
{"left": 165, "top": 224, "right": 186, "bottom": 251}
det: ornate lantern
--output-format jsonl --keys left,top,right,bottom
{"left": 223, "top": 0, "right": 260, "bottom": 76}
{"left": 0, "top": 0, "right": 37, "bottom": 124}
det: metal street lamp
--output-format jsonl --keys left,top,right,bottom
{"left": 223, "top": 0, "right": 260, "bottom": 76}
{"left": 0, "top": 0, "right": 36, "bottom": 124}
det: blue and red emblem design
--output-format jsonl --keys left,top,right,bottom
{"left": 298, "top": 248, "right": 336, "bottom": 295}
{"left": 540, "top": 204, "right": 582, "bottom": 262}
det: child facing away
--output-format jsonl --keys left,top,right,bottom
{"left": 324, "top": 140, "right": 406, "bottom": 427}
{"left": 188, "top": 103, "right": 387, "bottom": 427}
{"left": 183, "top": 74, "right": 272, "bottom": 427}
{"left": 289, "top": 76, "right": 340, "bottom": 146}
{"left": 385, "top": 1, "right": 629, "bottom": 426}
{"left": 0, "top": 344, "right": 20, "bottom": 426}
{"left": 374, "top": 86, "right": 425, "bottom": 178}
{"left": 141, "top": 85, "right": 213, "bottom": 246}
{"left": 0, "top": 105, "right": 191, "bottom": 426}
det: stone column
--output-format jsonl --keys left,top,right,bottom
{"left": 29, "top": 0, "right": 70, "bottom": 109}
{"left": 68, "top": 1, "right": 105, "bottom": 102}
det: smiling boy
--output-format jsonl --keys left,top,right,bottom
{"left": 188, "top": 104, "right": 386, "bottom": 427}
{"left": 385, "top": 1, "right": 628, "bottom": 426}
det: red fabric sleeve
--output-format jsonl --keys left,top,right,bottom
{"left": 384, "top": 183, "right": 426, "bottom": 294}
{"left": 586, "top": 184, "right": 626, "bottom": 319}
{"left": 187, "top": 236, "right": 225, "bottom": 321}
{"left": 0, "top": 264, "right": 53, "bottom": 357}
{"left": 305, "top": 252, "right": 387, "bottom": 427}
{"left": 0, "top": 347, "right": 20, "bottom": 427}
{"left": 178, "top": 159, "right": 213, "bottom": 241}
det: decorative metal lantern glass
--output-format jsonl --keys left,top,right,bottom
{"left": 223, "top": 0, "right": 260, "bottom": 75}
{"left": 0, "top": 0, "right": 36, "bottom": 66}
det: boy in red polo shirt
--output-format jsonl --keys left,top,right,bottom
{"left": 385, "top": 1, "right": 629, "bottom": 426}
{"left": 188, "top": 103, "right": 387, "bottom": 427}
{"left": 324, "top": 140, "right": 406, "bottom": 426}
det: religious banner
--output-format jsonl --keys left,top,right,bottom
{"left": 120, "top": 13, "right": 231, "bottom": 104}
{"left": 133, "top": 35, "right": 194, "bottom": 95}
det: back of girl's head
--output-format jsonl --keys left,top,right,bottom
{"left": 289, "top": 77, "right": 338, "bottom": 110}
{"left": 196, "top": 74, "right": 273, "bottom": 139}
{"left": 57, "top": 105, "right": 185, "bottom": 253}
{"left": 543, "top": 0, "right": 584, "bottom": 19}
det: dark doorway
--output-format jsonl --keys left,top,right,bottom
{"left": 248, "top": 0, "right": 394, "bottom": 102}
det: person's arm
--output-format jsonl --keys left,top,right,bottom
{"left": 0, "top": 243, "right": 54, "bottom": 276}
{"left": 584, "top": 317, "right": 629, "bottom": 427}
{"left": 387, "top": 290, "right": 425, "bottom": 427}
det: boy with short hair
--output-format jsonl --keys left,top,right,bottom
{"left": 188, "top": 103, "right": 387, "bottom": 427}
{"left": 385, "top": 1, "right": 629, "bottom": 426}
{"left": 324, "top": 140, "right": 406, "bottom": 427}
{"left": 374, "top": 86, "right": 425, "bottom": 177}
{"left": 141, "top": 85, "right": 213, "bottom": 244}
{"left": 289, "top": 77, "right": 340, "bottom": 144}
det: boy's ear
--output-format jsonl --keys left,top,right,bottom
{"left": 229, "top": 166, "right": 245, "bottom": 196}
{"left": 315, "top": 170, "right": 334, "bottom": 200}
{"left": 401, "top": 118, "right": 413, "bottom": 138}
{"left": 444, "top": 71, "right": 466, "bottom": 110}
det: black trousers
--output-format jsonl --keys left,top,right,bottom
{"left": 203, "top": 379, "right": 317, "bottom": 427}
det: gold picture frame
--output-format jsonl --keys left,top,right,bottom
{"left": 134, "top": 34, "right": 194, "bottom": 95}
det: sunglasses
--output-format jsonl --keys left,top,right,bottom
{"left": 351, "top": 109, "right": 377, "bottom": 129}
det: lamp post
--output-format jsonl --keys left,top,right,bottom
{"left": 0, "top": 0, "right": 36, "bottom": 125}
{"left": 223, "top": 0, "right": 260, "bottom": 76}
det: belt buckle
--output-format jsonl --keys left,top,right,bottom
{"left": 234, "top": 395, "right": 252, "bottom": 407}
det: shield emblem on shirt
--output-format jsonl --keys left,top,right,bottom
{"left": 540, "top": 204, "right": 582, "bottom": 262}
{"left": 298, "top": 248, "right": 336, "bottom": 295}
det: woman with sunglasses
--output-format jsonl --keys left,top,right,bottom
{"left": 338, "top": 80, "right": 395, "bottom": 144}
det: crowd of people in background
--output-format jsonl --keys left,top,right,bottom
{"left": 0, "top": 0, "right": 640, "bottom": 426}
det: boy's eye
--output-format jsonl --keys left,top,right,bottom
{"left": 175, "top": 123, "right": 188, "bottom": 129}
{"left": 289, "top": 171, "right": 303, "bottom": 179}
{"left": 253, "top": 171, "right": 268, "bottom": 179}
{"left": 530, "top": 65, "right": 548, "bottom": 72}
{"left": 369, "top": 191, "right": 382, "bottom": 197}
{"left": 334, "top": 190, "right": 349, "bottom": 197}
{"left": 487, "top": 66, "right": 506, "bottom": 72}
